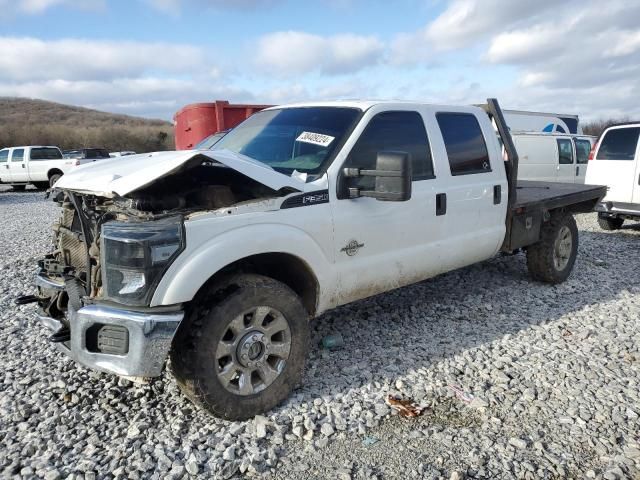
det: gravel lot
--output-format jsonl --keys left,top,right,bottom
{"left": 1, "top": 188, "right": 639, "bottom": 480}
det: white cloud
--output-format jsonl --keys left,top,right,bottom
{"left": 144, "top": 0, "right": 278, "bottom": 14}
{"left": 479, "top": 0, "right": 640, "bottom": 120}
{"left": 0, "top": 36, "right": 235, "bottom": 119}
{"left": 391, "top": 0, "right": 558, "bottom": 63}
{"left": 0, "top": 0, "right": 104, "bottom": 16}
{"left": 0, "top": 77, "right": 253, "bottom": 119}
{"left": 485, "top": 2, "right": 640, "bottom": 90}
{"left": 0, "top": 37, "right": 204, "bottom": 82}
{"left": 255, "top": 31, "right": 384, "bottom": 75}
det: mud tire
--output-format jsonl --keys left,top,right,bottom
{"left": 597, "top": 214, "right": 624, "bottom": 231}
{"left": 170, "top": 274, "right": 309, "bottom": 420}
{"left": 527, "top": 212, "right": 578, "bottom": 284}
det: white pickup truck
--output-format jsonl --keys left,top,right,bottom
{"left": 27, "top": 99, "right": 606, "bottom": 420}
{"left": 0, "top": 146, "right": 70, "bottom": 190}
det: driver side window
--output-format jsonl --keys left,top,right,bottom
{"left": 345, "top": 111, "right": 433, "bottom": 189}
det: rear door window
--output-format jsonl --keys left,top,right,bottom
{"left": 11, "top": 148, "right": 25, "bottom": 162}
{"left": 574, "top": 139, "right": 591, "bottom": 164}
{"left": 30, "top": 148, "right": 63, "bottom": 160}
{"left": 557, "top": 139, "right": 574, "bottom": 164}
{"left": 596, "top": 127, "right": 640, "bottom": 160}
{"left": 436, "top": 113, "right": 491, "bottom": 175}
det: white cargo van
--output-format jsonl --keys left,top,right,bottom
{"left": 513, "top": 133, "right": 595, "bottom": 183}
{"left": 585, "top": 123, "right": 640, "bottom": 230}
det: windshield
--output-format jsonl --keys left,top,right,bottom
{"left": 195, "top": 131, "right": 228, "bottom": 149}
{"left": 212, "top": 107, "right": 360, "bottom": 174}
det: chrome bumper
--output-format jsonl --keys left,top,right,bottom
{"left": 36, "top": 304, "right": 183, "bottom": 377}
{"left": 595, "top": 201, "right": 640, "bottom": 217}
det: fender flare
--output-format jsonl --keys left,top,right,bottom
{"left": 150, "top": 223, "right": 333, "bottom": 309}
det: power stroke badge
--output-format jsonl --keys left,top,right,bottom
{"left": 341, "top": 240, "right": 364, "bottom": 256}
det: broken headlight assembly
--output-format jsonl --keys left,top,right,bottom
{"left": 101, "top": 217, "right": 185, "bottom": 306}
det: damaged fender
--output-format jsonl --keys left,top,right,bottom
{"left": 150, "top": 222, "right": 333, "bottom": 313}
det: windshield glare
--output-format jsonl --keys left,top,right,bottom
{"left": 212, "top": 107, "right": 360, "bottom": 174}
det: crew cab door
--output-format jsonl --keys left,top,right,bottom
{"left": 430, "top": 109, "right": 507, "bottom": 269}
{"left": 556, "top": 138, "right": 575, "bottom": 183}
{"left": 329, "top": 107, "right": 442, "bottom": 306}
{"left": 0, "top": 149, "right": 9, "bottom": 181}
{"left": 8, "top": 148, "right": 28, "bottom": 182}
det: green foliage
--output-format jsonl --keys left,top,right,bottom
{"left": 0, "top": 97, "right": 175, "bottom": 152}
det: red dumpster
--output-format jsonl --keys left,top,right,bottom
{"left": 173, "top": 100, "right": 273, "bottom": 150}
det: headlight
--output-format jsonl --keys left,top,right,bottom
{"left": 101, "top": 217, "right": 184, "bottom": 306}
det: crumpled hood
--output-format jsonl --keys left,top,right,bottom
{"left": 54, "top": 149, "right": 306, "bottom": 197}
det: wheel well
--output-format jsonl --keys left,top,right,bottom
{"left": 48, "top": 169, "right": 63, "bottom": 179}
{"left": 194, "top": 253, "right": 319, "bottom": 316}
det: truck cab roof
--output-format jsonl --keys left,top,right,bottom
{"left": 265, "top": 100, "right": 484, "bottom": 113}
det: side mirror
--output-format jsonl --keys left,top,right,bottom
{"left": 343, "top": 151, "right": 412, "bottom": 201}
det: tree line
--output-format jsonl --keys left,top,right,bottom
{"left": 0, "top": 124, "right": 174, "bottom": 153}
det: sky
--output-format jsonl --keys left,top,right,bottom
{"left": 0, "top": 0, "right": 638, "bottom": 122}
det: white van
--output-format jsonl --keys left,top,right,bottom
{"left": 585, "top": 123, "right": 640, "bottom": 230}
{"left": 513, "top": 133, "right": 595, "bottom": 183}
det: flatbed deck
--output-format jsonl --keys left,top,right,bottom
{"left": 513, "top": 181, "right": 607, "bottom": 212}
{"left": 503, "top": 180, "right": 607, "bottom": 251}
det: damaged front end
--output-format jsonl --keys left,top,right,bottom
{"left": 34, "top": 153, "right": 299, "bottom": 377}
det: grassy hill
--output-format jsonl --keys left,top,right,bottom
{"left": 0, "top": 97, "right": 174, "bottom": 152}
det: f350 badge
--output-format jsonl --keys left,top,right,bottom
{"left": 341, "top": 239, "right": 364, "bottom": 256}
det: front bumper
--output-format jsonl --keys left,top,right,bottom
{"left": 36, "top": 303, "right": 183, "bottom": 377}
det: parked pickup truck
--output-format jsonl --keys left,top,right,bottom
{"left": 0, "top": 146, "right": 70, "bottom": 190}
{"left": 26, "top": 99, "right": 606, "bottom": 420}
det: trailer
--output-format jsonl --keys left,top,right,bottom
{"left": 503, "top": 109, "right": 582, "bottom": 135}
{"left": 173, "top": 100, "right": 272, "bottom": 150}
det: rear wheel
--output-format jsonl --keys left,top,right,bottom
{"left": 170, "top": 274, "right": 309, "bottom": 420}
{"left": 597, "top": 214, "right": 624, "bottom": 231}
{"left": 10, "top": 184, "right": 26, "bottom": 192}
{"left": 527, "top": 212, "right": 578, "bottom": 284}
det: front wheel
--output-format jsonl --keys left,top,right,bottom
{"left": 527, "top": 212, "right": 578, "bottom": 284}
{"left": 170, "top": 274, "right": 309, "bottom": 420}
{"left": 49, "top": 174, "right": 61, "bottom": 187}
{"left": 597, "top": 214, "right": 624, "bottom": 231}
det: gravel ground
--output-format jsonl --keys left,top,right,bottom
{"left": 1, "top": 189, "right": 639, "bottom": 480}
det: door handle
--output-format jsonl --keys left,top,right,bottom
{"left": 576, "top": 166, "right": 579, "bottom": 176}
{"left": 493, "top": 185, "right": 501, "bottom": 204}
{"left": 21, "top": 164, "right": 25, "bottom": 168}
{"left": 436, "top": 193, "right": 447, "bottom": 216}
{"left": 638, "top": 173, "right": 640, "bottom": 185}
